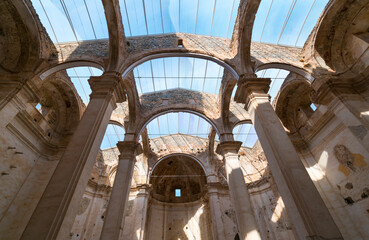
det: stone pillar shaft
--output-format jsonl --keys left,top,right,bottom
{"left": 216, "top": 142, "right": 261, "bottom": 240}
{"left": 134, "top": 185, "right": 150, "bottom": 240}
{"left": 21, "top": 73, "right": 125, "bottom": 240}
{"left": 100, "top": 141, "right": 140, "bottom": 240}
{"left": 207, "top": 181, "right": 226, "bottom": 240}
{"left": 236, "top": 78, "right": 343, "bottom": 240}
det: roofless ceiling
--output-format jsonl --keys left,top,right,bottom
{"left": 31, "top": 0, "right": 328, "bottom": 47}
{"left": 31, "top": 0, "right": 329, "bottom": 150}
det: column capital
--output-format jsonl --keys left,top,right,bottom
{"left": 136, "top": 184, "right": 151, "bottom": 197}
{"left": 216, "top": 141, "right": 242, "bottom": 155}
{"left": 88, "top": 71, "right": 126, "bottom": 104}
{"left": 234, "top": 77, "right": 271, "bottom": 107}
{"left": 117, "top": 141, "right": 141, "bottom": 160}
{"left": 206, "top": 182, "right": 224, "bottom": 194}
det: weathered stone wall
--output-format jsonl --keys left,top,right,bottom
{"left": 290, "top": 101, "right": 369, "bottom": 239}
{"left": 249, "top": 182, "right": 296, "bottom": 240}
{"left": 70, "top": 185, "right": 110, "bottom": 240}
{"left": 70, "top": 134, "right": 297, "bottom": 240}
{"left": 53, "top": 34, "right": 304, "bottom": 76}
{"left": 0, "top": 86, "right": 62, "bottom": 239}
{"left": 145, "top": 199, "right": 212, "bottom": 240}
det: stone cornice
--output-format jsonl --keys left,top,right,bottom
{"left": 216, "top": 141, "right": 242, "bottom": 155}
{"left": 89, "top": 72, "right": 126, "bottom": 105}
{"left": 234, "top": 77, "right": 271, "bottom": 108}
{"left": 117, "top": 141, "right": 142, "bottom": 159}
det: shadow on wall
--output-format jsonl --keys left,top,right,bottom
{"left": 145, "top": 200, "right": 211, "bottom": 240}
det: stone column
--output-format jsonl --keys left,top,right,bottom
{"left": 21, "top": 72, "right": 125, "bottom": 240}
{"left": 133, "top": 184, "right": 150, "bottom": 240}
{"left": 235, "top": 77, "right": 343, "bottom": 240}
{"left": 100, "top": 141, "right": 141, "bottom": 240}
{"left": 216, "top": 142, "right": 261, "bottom": 240}
{"left": 206, "top": 175, "right": 226, "bottom": 240}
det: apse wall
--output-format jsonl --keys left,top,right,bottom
{"left": 145, "top": 199, "right": 212, "bottom": 240}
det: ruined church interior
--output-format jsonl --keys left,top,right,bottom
{"left": 1, "top": 0, "right": 369, "bottom": 239}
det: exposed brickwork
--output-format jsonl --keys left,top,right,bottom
{"left": 53, "top": 34, "right": 304, "bottom": 75}
{"left": 53, "top": 40, "right": 109, "bottom": 66}
{"left": 126, "top": 33, "right": 232, "bottom": 58}
{"left": 251, "top": 42, "right": 303, "bottom": 68}
{"left": 139, "top": 89, "right": 219, "bottom": 119}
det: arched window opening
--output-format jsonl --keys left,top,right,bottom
{"left": 310, "top": 103, "right": 317, "bottom": 111}
{"left": 34, "top": 102, "right": 49, "bottom": 116}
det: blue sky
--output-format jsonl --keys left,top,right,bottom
{"left": 134, "top": 57, "right": 223, "bottom": 95}
{"left": 32, "top": 0, "right": 328, "bottom": 149}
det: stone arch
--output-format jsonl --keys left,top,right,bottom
{"left": 135, "top": 109, "right": 221, "bottom": 141}
{"left": 231, "top": 119, "right": 253, "bottom": 131}
{"left": 39, "top": 61, "right": 104, "bottom": 80}
{"left": 149, "top": 153, "right": 208, "bottom": 203}
{"left": 150, "top": 153, "right": 208, "bottom": 177}
{"left": 108, "top": 119, "right": 125, "bottom": 129}
{"left": 236, "top": 0, "right": 263, "bottom": 74}
{"left": 255, "top": 63, "right": 314, "bottom": 82}
{"left": 121, "top": 52, "right": 239, "bottom": 80}
{"left": 102, "top": 0, "right": 125, "bottom": 72}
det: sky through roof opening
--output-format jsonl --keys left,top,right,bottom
{"left": 101, "top": 124, "right": 125, "bottom": 150}
{"left": 252, "top": 0, "right": 329, "bottom": 47}
{"left": 134, "top": 57, "right": 224, "bottom": 95}
{"left": 66, "top": 66, "right": 103, "bottom": 105}
{"left": 31, "top": 0, "right": 108, "bottom": 43}
{"left": 120, "top": 0, "right": 240, "bottom": 38}
{"left": 233, "top": 123, "right": 258, "bottom": 148}
{"left": 32, "top": 0, "right": 329, "bottom": 47}
{"left": 144, "top": 112, "right": 218, "bottom": 141}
